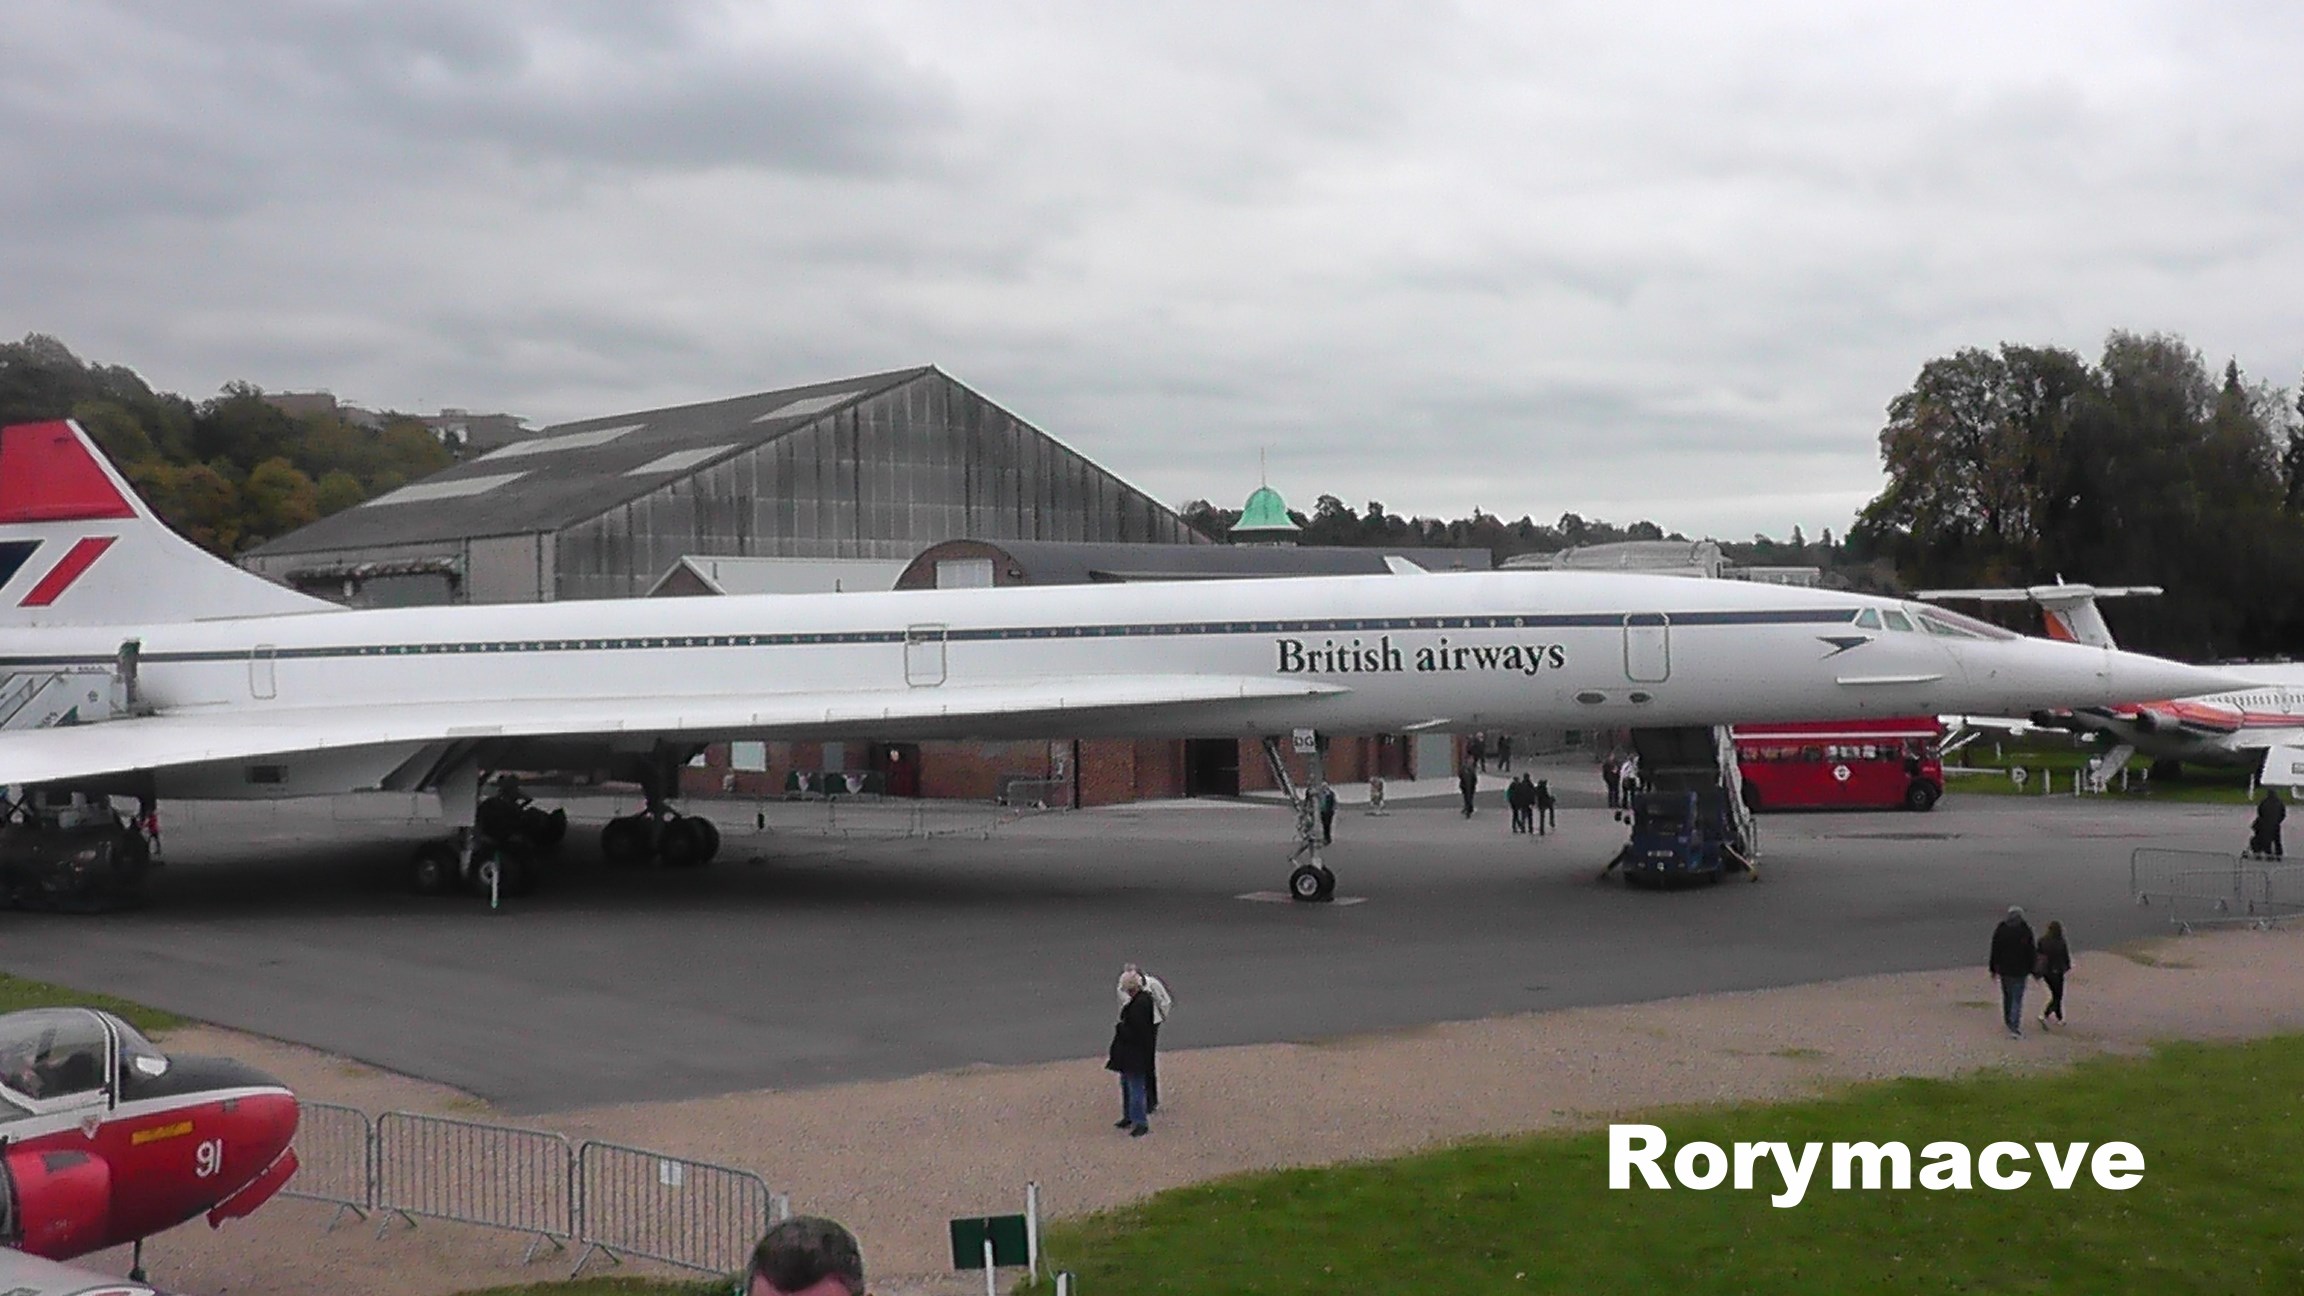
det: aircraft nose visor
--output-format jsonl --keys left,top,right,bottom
{"left": 2105, "top": 650, "right": 2259, "bottom": 703}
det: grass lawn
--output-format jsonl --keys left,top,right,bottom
{"left": 0, "top": 970, "right": 188, "bottom": 1033}
{"left": 1947, "top": 735, "right": 2267, "bottom": 806}
{"left": 1030, "top": 1035, "right": 2304, "bottom": 1295}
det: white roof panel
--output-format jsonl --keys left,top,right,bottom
{"left": 752, "top": 392, "right": 858, "bottom": 423}
{"left": 479, "top": 423, "right": 646, "bottom": 461}
{"left": 363, "top": 472, "right": 526, "bottom": 507}
{"left": 623, "top": 445, "right": 737, "bottom": 477}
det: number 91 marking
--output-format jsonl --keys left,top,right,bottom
{"left": 194, "top": 1139, "right": 224, "bottom": 1178}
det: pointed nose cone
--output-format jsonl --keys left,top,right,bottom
{"left": 2105, "top": 649, "right": 2257, "bottom": 704}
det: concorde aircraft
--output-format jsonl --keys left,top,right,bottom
{"left": 0, "top": 419, "right": 2248, "bottom": 904}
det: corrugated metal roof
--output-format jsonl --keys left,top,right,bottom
{"left": 250, "top": 367, "right": 932, "bottom": 556}
{"left": 910, "top": 540, "right": 1490, "bottom": 586}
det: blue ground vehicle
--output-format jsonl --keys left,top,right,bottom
{"left": 1610, "top": 787, "right": 1750, "bottom": 887}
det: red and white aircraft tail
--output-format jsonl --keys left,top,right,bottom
{"left": 0, "top": 420, "right": 332, "bottom": 628}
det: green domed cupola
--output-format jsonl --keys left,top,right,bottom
{"left": 1231, "top": 484, "right": 1302, "bottom": 545}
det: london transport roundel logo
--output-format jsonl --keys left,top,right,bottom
{"left": 1832, "top": 764, "right": 1851, "bottom": 783}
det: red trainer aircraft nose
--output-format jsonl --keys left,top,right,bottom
{"left": 0, "top": 1007, "right": 300, "bottom": 1262}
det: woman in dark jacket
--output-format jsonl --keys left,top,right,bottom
{"left": 1107, "top": 972, "right": 1157, "bottom": 1136}
{"left": 2036, "top": 920, "right": 2073, "bottom": 1028}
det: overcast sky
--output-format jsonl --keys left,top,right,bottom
{"left": 6, "top": 2, "right": 2300, "bottom": 539}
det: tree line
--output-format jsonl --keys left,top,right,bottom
{"left": 1847, "top": 331, "right": 2304, "bottom": 660}
{"left": 7, "top": 329, "right": 2295, "bottom": 660}
{"left": 0, "top": 334, "right": 452, "bottom": 554}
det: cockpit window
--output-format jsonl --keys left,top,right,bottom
{"left": 1852, "top": 608, "right": 1882, "bottom": 630}
{"left": 1914, "top": 605, "right": 2019, "bottom": 640}
{"left": 115, "top": 1018, "right": 169, "bottom": 1079}
{"left": 0, "top": 1009, "right": 109, "bottom": 1102}
{"left": 1881, "top": 610, "right": 1915, "bottom": 632}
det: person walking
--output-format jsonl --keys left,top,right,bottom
{"left": 1602, "top": 754, "right": 1622, "bottom": 809}
{"left": 1117, "top": 963, "right": 1172, "bottom": 1112}
{"left": 1619, "top": 753, "right": 1641, "bottom": 805}
{"left": 1988, "top": 906, "right": 2037, "bottom": 1038}
{"left": 2252, "top": 790, "right": 2286, "bottom": 858}
{"left": 2035, "top": 920, "right": 2071, "bottom": 1030}
{"left": 1534, "top": 778, "right": 1557, "bottom": 835}
{"left": 1107, "top": 970, "right": 1157, "bottom": 1136}
{"left": 1496, "top": 734, "right": 1514, "bottom": 772}
{"left": 1468, "top": 732, "right": 1489, "bottom": 774}
{"left": 1507, "top": 773, "right": 1533, "bottom": 834}
{"left": 1318, "top": 783, "right": 1338, "bottom": 845}
{"left": 1458, "top": 759, "right": 1480, "bottom": 818}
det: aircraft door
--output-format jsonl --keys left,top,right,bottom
{"left": 249, "top": 645, "right": 277, "bottom": 700}
{"left": 1623, "top": 613, "right": 1670, "bottom": 683}
{"left": 904, "top": 624, "right": 947, "bottom": 687}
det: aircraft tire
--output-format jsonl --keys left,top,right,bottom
{"left": 687, "top": 817, "right": 721, "bottom": 864}
{"left": 410, "top": 842, "right": 458, "bottom": 896}
{"left": 1288, "top": 864, "right": 1326, "bottom": 902}
{"left": 600, "top": 817, "right": 650, "bottom": 866}
{"left": 1904, "top": 780, "right": 1940, "bottom": 812}
{"left": 659, "top": 818, "right": 708, "bottom": 868}
{"left": 471, "top": 849, "right": 529, "bottom": 899}
{"left": 1314, "top": 866, "right": 1336, "bottom": 901}
{"left": 525, "top": 807, "right": 568, "bottom": 848}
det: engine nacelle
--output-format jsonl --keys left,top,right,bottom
{"left": 6, "top": 1145, "right": 113, "bottom": 1260}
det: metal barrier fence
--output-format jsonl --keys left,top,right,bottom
{"left": 2131, "top": 849, "right": 2304, "bottom": 931}
{"left": 283, "top": 1101, "right": 374, "bottom": 1229}
{"left": 374, "top": 1111, "right": 575, "bottom": 1261}
{"left": 571, "top": 1139, "right": 785, "bottom": 1279}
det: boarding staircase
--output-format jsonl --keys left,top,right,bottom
{"left": 2088, "top": 743, "right": 2138, "bottom": 792}
{"left": 0, "top": 671, "right": 116, "bottom": 732}
{"left": 1629, "top": 725, "right": 1758, "bottom": 865}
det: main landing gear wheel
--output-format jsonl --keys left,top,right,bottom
{"left": 469, "top": 850, "right": 530, "bottom": 898}
{"left": 659, "top": 817, "right": 716, "bottom": 868}
{"left": 409, "top": 842, "right": 457, "bottom": 896}
{"left": 600, "top": 816, "right": 652, "bottom": 866}
{"left": 1288, "top": 864, "right": 1336, "bottom": 902}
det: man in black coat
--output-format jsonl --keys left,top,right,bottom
{"left": 1106, "top": 971, "right": 1157, "bottom": 1136}
{"left": 1458, "top": 760, "right": 1479, "bottom": 818}
{"left": 1988, "top": 906, "right": 2037, "bottom": 1039}
{"left": 1507, "top": 774, "right": 1534, "bottom": 834}
{"left": 2254, "top": 791, "right": 2287, "bottom": 859}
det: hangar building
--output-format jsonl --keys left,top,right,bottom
{"left": 244, "top": 367, "right": 1200, "bottom": 605}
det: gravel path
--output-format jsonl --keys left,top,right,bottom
{"left": 91, "top": 924, "right": 2304, "bottom": 1295}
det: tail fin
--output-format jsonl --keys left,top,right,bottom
{"left": 1913, "top": 582, "right": 2162, "bottom": 650}
{"left": 0, "top": 420, "right": 335, "bottom": 627}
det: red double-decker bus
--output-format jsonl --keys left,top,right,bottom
{"left": 1732, "top": 717, "right": 1945, "bottom": 812}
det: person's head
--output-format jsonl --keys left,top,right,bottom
{"left": 1119, "top": 970, "right": 1145, "bottom": 996}
{"left": 2044, "top": 920, "right": 2063, "bottom": 942}
{"left": 747, "top": 1216, "right": 865, "bottom": 1296}
{"left": 2005, "top": 905, "right": 2026, "bottom": 924}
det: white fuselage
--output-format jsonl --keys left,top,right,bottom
{"left": 0, "top": 569, "right": 2234, "bottom": 803}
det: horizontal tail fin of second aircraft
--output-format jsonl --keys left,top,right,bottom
{"left": 0, "top": 420, "right": 335, "bottom": 627}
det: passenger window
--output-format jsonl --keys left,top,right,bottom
{"left": 1853, "top": 609, "right": 1882, "bottom": 630}
{"left": 1881, "top": 611, "right": 1914, "bottom": 632}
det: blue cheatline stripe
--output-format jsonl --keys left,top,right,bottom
{"left": 0, "top": 607, "right": 1858, "bottom": 671}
